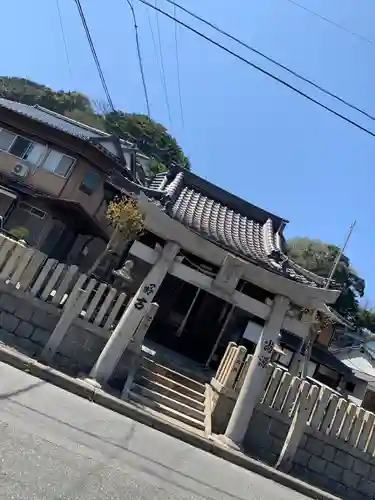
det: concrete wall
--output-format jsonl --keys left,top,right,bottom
{"left": 245, "top": 404, "right": 375, "bottom": 500}
{"left": 0, "top": 279, "right": 132, "bottom": 388}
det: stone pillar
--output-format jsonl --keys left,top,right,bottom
{"left": 87, "top": 242, "right": 180, "bottom": 386}
{"left": 221, "top": 295, "right": 290, "bottom": 448}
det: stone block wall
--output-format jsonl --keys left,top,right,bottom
{"left": 0, "top": 281, "right": 133, "bottom": 388}
{"left": 244, "top": 404, "right": 375, "bottom": 499}
{"left": 292, "top": 429, "right": 375, "bottom": 499}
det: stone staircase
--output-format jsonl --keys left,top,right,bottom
{"left": 129, "top": 356, "right": 207, "bottom": 433}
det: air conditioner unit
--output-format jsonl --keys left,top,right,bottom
{"left": 12, "top": 164, "right": 29, "bottom": 178}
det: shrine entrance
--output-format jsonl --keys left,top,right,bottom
{"left": 146, "top": 275, "right": 231, "bottom": 364}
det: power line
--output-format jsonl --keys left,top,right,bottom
{"left": 124, "top": 0, "right": 151, "bottom": 117}
{"left": 285, "top": 0, "right": 373, "bottom": 45}
{"left": 74, "top": 0, "right": 115, "bottom": 112}
{"left": 154, "top": 0, "right": 173, "bottom": 127}
{"left": 146, "top": 10, "right": 168, "bottom": 113}
{"left": 56, "top": 0, "right": 74, "bottom": 85}
{"left": 164, "top": 0, "right": 375, "bottom": 123}
{"left": 136, "top": 0, "right": 375, "bottom": 140}
{"left": 173, "top": 3, "right": 185, "bottom": 128}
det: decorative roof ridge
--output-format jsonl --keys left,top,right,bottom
{"left": 280, "top": 254, "right": 328, "bottom": 287}
{"left": 323, "top": 305, "right": 355, "bottom": 329}
{"left": 272, "top": 232, "right": 328, "bottom": 287}
{"left": 107, "top": 176, "right": 165, "bottom": 199}
{"left": 262, "top": 219, "right": 281, "bottom": 259}
{"left": 164, "top": 171, "right": 184, "bottom": 200}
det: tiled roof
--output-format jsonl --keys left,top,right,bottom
{"left": 0, "top": 98, "right": 106, "bottom": 140}
{"left": 0, "top": 98, "right": 334, "bottom": 287}
{"left": 0, "top": 98, "right": 137, "bottom": 181}
{"left": 156, "top": 170, "right": 328, "bottom": 287}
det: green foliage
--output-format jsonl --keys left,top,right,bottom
{"left": 63, "top": 109, "right": 106, "bottom": 131}
{"left": 0, "top": 77, "right": 92, "bottom": 114}
{"left": 106, "top": 197, "right": 144, "bottom": 239}
{"left": 8, "top": 226, "right": 30, "bottom": 241}
{"left": 0, "top": 77, "right": 189, "bottom": 174}
{"left": 286, "top": 237, "right": 365, "bottom": 321}
{"left": 104, "top": 111, "right": 190, "bottom": 170}
{"left": 356, "top": 307, "right": 375, "bottom": 332}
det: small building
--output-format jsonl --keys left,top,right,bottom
{"left": 0, "top": 98, "right": 149, "bottom": 276}
{"left": 117, "top": 167, "right": 352, "bottom": 378}
{"left": 333, "top": 343, "right": 375, "bottom": 410}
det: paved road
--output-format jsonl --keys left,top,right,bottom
{"left": 0, "top": 362, "right": 310, "bottom": 499}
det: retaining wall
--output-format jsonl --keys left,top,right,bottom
{"left": 212, "top": 342, "right": 375, "bottom": 499}
{"left": 0, "top": 280, "right": 133, "bottom": 388}
{"left": 245, "top": 404, "right": 375, "bottom": 500}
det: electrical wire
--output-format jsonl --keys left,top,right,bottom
{"left": 56, "top": 0, "right": 74, "bottom": 85}
{"left": 173, "top": 3, "right": 185, "bottom": 128}
{"left": 285, "top": 0, "right": 373, "bottom": 45}
{"left": 146, "top": 10, "right": 169, "bottom": 119}
{"left": 74, "top": 0, "right": 115, "bottom": 112}
{"left": 124, "top": 0, "right": 151, "bottom": 117}
{"left": 154, "top": 0, "right": 173, "bottom": 127}
{"left": 136, "top": 0, "right": 375, "bottom": 140}
{"left": 164, "top": 0, "right": 375, "bottom": 123}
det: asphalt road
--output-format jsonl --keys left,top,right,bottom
{"left": 0, "top": 362, "right": 311, "bottom": 500}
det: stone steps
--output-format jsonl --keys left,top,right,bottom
{"left": 130, "top": 390, "right": 206, "bottom": 431}
{"left": 140, "top": 356, "right": 206, "bottom": 393}
{"left": 129, "top": 356, "right": 207, "bottom": 432}
{"left": 135, "top": 374, "right": 206, "bottom": 411}
{"left": 132, "top": 382, "right": 205, "bottom": 421}
{"left": 137, "top": 366, "right": 206, "bottom": 404}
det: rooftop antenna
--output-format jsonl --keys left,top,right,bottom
{"left": 325, "top": 220, "right": 356, "bottom": 290}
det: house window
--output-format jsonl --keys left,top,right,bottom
{"left": 345, "top": 381, "right": 356, "bottom": 393}
{"left": 9, "top": 136, "right": 32, "bottom": 158}
{"left": 79, "top": 171, "right": 101, "bottom": 195}
{"left": 18, "top": 202, "right": 46, "bottom": 219}
{"left": 0, "top": 129, "right": 17, "bottom": 151}
{"left": 4, "top": 202, "right": 48, "bottom": 245}
{"left": 314, "top": 364, "right": 341, "bottom": 389}
{"left": 42, "top": 150, "right": 75, "bottom": 177}
{"left": 0, "top": 129, "right": 33, "bottom": 159}
{"left": 0, "top": 128, "right": 46, "bottom": 164}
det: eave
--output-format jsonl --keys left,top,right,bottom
{"left": 137, "top": 193, "right": 340, "bottom": 310}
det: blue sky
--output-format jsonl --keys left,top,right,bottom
{"left": 1, "top": 0, "right": 375, "bottom": 303}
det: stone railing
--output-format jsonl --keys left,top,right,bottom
{"left": 0, "top": 234, "right": 128, "bottom": 330}
{"left": 211, "top": 342, "right": 375, "bottom": 457}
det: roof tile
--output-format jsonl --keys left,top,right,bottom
{"left": 166, "top": 174, "right": 322, "bottom": 286}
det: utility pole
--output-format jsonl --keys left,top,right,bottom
{"left": 300, "top": 220, "right": 356, "bottom": 377}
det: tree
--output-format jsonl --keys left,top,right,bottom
{"left": 103, "top": 111, "right": 190, "bottom": 171}
{"left": 0, "top": 77, "right": 92, "bottom": 114}
{"left": 63, "top": 109, "right": 105, "bottom": 131}
{"left": 356, "top": 306, "right": 375, "bottom": 333}
{"left": 0, "top": 77, "right": 190, "bottom": 174}
{"left": 88, "top": 197, "right": 144, "bottom": 277}
{"left": 286, "top": 237, "right": 365, "bottom": 322}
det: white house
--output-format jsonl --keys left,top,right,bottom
{"left": 333, "top": 343, "right": 375, "bottom": 410}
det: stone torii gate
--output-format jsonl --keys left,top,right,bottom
{"left": 85, "top": 196, "right": 340, "bottom": 449}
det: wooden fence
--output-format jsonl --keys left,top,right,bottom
{"left": 0, "top": 234, "right": 128, "bottom": 330}
{"left": 213, "top": 342, "right": 375, "bottom": 456}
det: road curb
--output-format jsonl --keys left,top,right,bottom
{"left": 0, "top": 344, "right": 339, "bottom": 500}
